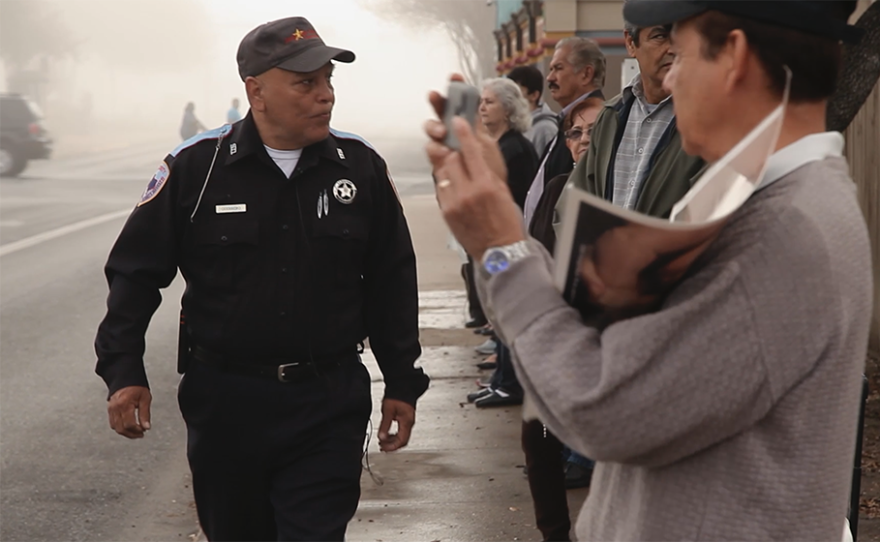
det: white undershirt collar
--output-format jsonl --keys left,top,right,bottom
{"left": 264, "top": 145, "right": 303, "bottom": 178}
{"left": 759, "top": 132, "right": 844, "bottom": 190}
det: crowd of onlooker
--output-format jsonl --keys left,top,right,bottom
{"left": 457, "top": 36, "right": 612, "bottom": 540}
{"left": 444, "top": 1, "right": 873, "bottom": 540}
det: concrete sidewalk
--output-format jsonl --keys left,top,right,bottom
{"left": 353, "top": 339, "right": 589, "bottom": 542}
{"left": 345, "top": 196, "right": 588, "bottom": 542}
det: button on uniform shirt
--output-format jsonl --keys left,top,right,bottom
{"left": 95, "top": 112, "right": 429, "bottom": 405}
{"left": 612, "top": 76, "right": 675, "bottom": 210}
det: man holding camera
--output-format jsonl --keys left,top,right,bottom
{"left": 424, "top": 1, "right": 871, "bottom": 539}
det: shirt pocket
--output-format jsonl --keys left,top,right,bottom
{"left": 310, "top": 214, "right": 369, "bottom": 285}
{"left": 189, "top": 218, "right": 260, "bottom": 291}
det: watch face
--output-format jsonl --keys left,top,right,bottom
{"left": 484, "top": 250, "right": 510, "bottom": 274}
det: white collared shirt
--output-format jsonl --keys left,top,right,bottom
{"left": 759, "top": 132, "right": 845, "bottom": 190}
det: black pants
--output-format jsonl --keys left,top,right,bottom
{"left": 489, "top": 342, "right": 523, "bottom": 395}
{"left": 522, "top": 420, "right": 571, "bottom": 541}
{"left": 178, "top": 359, "right": 372, "bottom": 541}
{"left": 462, "top": 257, "right": 485, "bottom": 322}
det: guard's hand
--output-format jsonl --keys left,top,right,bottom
{"left": 378, "top": 398, "right": 415, "bottom": 452}
{"left": 108, "top": 385, "right": 152, "bottom": 439}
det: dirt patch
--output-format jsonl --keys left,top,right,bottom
{"left": 859, "top": 353, "right": 880, "bottom": 541}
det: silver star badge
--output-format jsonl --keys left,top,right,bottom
{"left": 333, "top": 179, "right": 357, "bottom": 204}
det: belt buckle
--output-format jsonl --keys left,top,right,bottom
{"left": 276, "top": 361, "right": 317, "bottom": 383}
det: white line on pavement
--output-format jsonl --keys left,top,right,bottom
{"left": 0, "top": 209, "right": 131, "bottom": 258}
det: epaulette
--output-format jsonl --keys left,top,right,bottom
{"left": 331, "top": 128, "right": 400, "bottom": 199}
{"left": 330, "top": 128, "right": 376, "bottom": 153}
{"left": 171, "top": 124, "right": 234, "bottom": 157}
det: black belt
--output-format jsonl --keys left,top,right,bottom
{"left": 190, "top": 344, "right": 357, "bottom": 383}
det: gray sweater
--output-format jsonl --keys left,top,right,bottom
{"left": 477, "top": 157, "right": 873, "bottom": 540}
{"left": 526, "top": 102, "right": 558, "bottom": 158}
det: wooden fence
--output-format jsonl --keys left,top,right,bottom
{"left": 845, "top": 78, "right": 880, "bottom": 356}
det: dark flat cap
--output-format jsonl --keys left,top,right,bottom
{"left": 623, "top": 1, "right": 864, "bottom": 44}
{"left": 237, "top": 17, "right": 355, "bottom": 81}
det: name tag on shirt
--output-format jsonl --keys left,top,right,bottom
{"left": 216, "top": 204, "right": 246, "bottom": 214}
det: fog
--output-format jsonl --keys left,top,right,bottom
{"left": 1, "top": 0, "right": 462, "bottom": 171}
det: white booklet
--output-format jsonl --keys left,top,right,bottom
{"left": 553, "top": 74, "right": 789, "bottom": 324}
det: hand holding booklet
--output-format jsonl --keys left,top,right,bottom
{"left": 554, "top": 76, "right": 790, "bottom": 325}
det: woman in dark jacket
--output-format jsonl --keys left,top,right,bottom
{"left": 530, "top": 96, "right": 605, "bottom": 251}
{"left": 464, "top": 78, "right": 540, "bottom": 410}
{"left": 459, "top": 78, "right": 541, "bottom": 331}
{"left": 478, "top": 78, "right": 539, "bottom": 209}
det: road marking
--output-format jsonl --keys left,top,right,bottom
{"left": 0, "top": 209, "right": 131, "bottom": 257}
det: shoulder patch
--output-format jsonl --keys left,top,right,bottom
{"left": 171, "top": 124, "right": 234, "bottom": 157}
{"left": 138, "top": 161, "right": 170, "bottom": 206}
{"left": 330, "top": 128, "right": 376, "bottom": 153}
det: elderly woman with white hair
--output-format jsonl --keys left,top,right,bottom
{"left": 466, "top": 78, "right": 541, "bottom": 411}
{"left": 460, "top": 79, "right": 538, "bottom": 333}
{"left": 479, "top": 78, "right": 539, "bottom": 209}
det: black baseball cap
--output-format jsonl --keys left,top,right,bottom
{"left": 237, "top": 17, "right": 355, "bottom": 81}
{"left": 623, "top": 1, "right": 864, "bottom": 44}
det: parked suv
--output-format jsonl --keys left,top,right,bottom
{"left": 0, "top": 93, "right": 52, "bottom": 177}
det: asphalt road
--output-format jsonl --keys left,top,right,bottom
{"left": 0, "top": 145, "right": 202, "bottom": 541}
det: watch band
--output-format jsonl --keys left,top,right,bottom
{"left": 481, "top": 240, "right": 531, "bottom": 275}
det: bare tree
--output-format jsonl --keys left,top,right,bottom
{"left": 827, "top": 1, "right": 880, "bottom": 132}
{"left": 359, "top": 0, "right": 496, "bottom": 84}
{"left": 61, "top": 0, "right": 215, "bottom": 73}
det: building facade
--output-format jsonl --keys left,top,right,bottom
{"left": 493, "top": 0, "right": 628, "bottom": 103}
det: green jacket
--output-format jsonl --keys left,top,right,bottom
{"left": 556, "top": 92, "right": 706, "bottom": 223}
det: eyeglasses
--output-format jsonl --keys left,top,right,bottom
{"left": 564, "top": 127, "right": 592, "bottom": 141}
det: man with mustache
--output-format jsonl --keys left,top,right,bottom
{"left": 521, "top": 37, "right": 606, "bottom": 228}
{"left": 95, "top": 17, "right": 428, "bottom": 541}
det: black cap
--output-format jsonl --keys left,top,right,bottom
{"left": 236, "top": 17, "right": 355, "bottom": 81}
{"left": 623, "top": 1, "right": 864, "bottom": 44}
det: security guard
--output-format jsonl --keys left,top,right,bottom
{"left": 95, "top": 17, "right": 429, "bottom": 541}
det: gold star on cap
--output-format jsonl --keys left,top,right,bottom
{"left": 292, "top": 29, "right": 304, "bottom": 41}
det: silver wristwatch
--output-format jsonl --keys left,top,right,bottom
{"left": 481, "top": 240, "right": 531, "bottom": 275}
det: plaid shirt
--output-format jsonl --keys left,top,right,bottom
{"left": 612, "top": 77, "right": 675, "bottom": 210}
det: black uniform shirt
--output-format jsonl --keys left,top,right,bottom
{"left": 95, "top": 112, "right": 429, "bottom": 406}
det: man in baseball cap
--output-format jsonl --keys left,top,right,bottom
{"left": 620, "top": 0, "right": 862, "bottom": 161}
{"left": 99, "top": 14, "right": 429, "bottom": 542}
{"left": 623, "top": 0, "right": 864, "bottom": 44}
{"left": 233, "top": 16, "right": 357, "bottom": 150}
{"left": 237, "top": 16, "right": 355, "bottom": 80}
{"left": 420, "top": 0, "right": 872, "bottom": 541}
